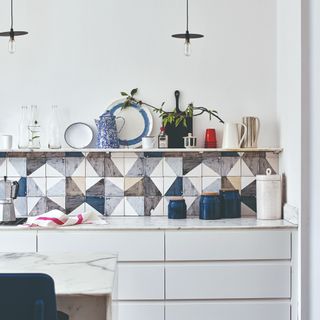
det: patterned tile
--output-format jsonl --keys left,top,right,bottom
{"left": 221, "top": 177, "right": 241, "bottom": 190}
{"left": 185, "top": 196, "right": 200, "bottom": 217}
{"left": 163, "top": 158, "right": 183, "bottom": 177}
{"left": 66, "top": 196, "right": 85, "bottom": 214}
{"left": 125, "top": 197, "right": 144, "bottom": 216}
{"left": 86, "top": 177, "right": 105, "bottom": 197}
{"left": 27, "top": 177, "right": 46, "bottom": 196}
{"left": 46, "top": 197, "right": 66, "bottom": 213}
{"left": 125, "top": 177, "right": 144, "bottom": 196}
{"left": 164, "top": 177, "right": 183, "bottom": 196}
{"left": 183, "top": 177, "right": 201, "bottom": 196}
{"left": 221, "top": 155, "right": 241, "bottom": 176}
{"left": 105, "top": 177, "right": 124, "bottom": 197}
{"left": 105, "top": 197, "right": 125, "bottom": 216}
{"left": 105, "top": 157, "right": 124, "bottom": 177}
{"left": 145, "top": 158, "right": 163, "bottom": 177}
{"left": 65, "top": 157, "right": 85, "bottom": 177}
{"left": 86, "top": 153, "right": 105, "bottom": 177}
{"left": 8, "top": 177, "right": 27, "bottom": 197}
{"left": 46, "top": 157, "right": 65, "bottom": 177}
{"left": 86, "top": 196, "right": 104, "bottom": 214}
{"left": 144, "top": 177, "right": 163, "bottom": 196}
{"left": 241, "top": 153, "right": 259, "bottom": 176}
{"left": 13, "top": 197, "right": 27, "bottom": 217}
{"left": 0, "top": 158, "right": 6, "bottom": 176}
{"left": 27, "top": 157, "right": 46, "bottom": 177}
{"left": 183, "top": 155, "right": 202, "bottom": 176}
{"left": 66, "top": 177, "right": 85, "bottom": 196}
{"left": 202, "top": 155, "right": 221, "bottom": 177}
{"left": 144, "top": 196, "right": 164, "bottom": 216}
{"left": 47, "top": 177, "right": 66, "bottom": 197}
{"left": 7, "top": 158, "right": 26, "bottom": 177}
{"left": 202, "top": 177, "right": 221, "bottom": 193}
{"left": 28, "top": 197, "right": 47, "bottom": 216}
{"left": 124, "top": 158, "right": 145, "bottom": 177}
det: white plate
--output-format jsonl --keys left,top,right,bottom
{"left": 64, "top": 122, "right": 94, "bottom": 149}
{"left": 107, "top": 99, "right": 153, "bottom": 148}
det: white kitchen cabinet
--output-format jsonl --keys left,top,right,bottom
{"left": 165, "top": 301, "right": 290, "bottom": 320}
{"left": 165, "top": 230, "right": 291, "bottom": 261}
{"left": 37, "top": 231, "right": 164, "bottom": 261}
{"left": 116, "top": 263, "right": 164, "bottom": 300}
{"left": 113, "top": 302, "right": 164, "bottom": 320}
{"left": 0, "top": 231, "right": 37, "bottom": 252}
{"left": 166, "top": 262, "right": 291, "bottom": 299}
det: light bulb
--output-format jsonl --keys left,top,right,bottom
{"left": 184, "top": 39, "right": 191, "bottom": 56}
{"left": 8, "top": 38, "right": 15, "bottom": 54}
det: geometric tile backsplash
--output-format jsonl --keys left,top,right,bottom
{"left": 0, "top": 151, "right": 279, "bottom": 218}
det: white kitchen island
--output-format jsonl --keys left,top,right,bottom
{"left": 0, "top": 252, "right": 117, "bottom": 320}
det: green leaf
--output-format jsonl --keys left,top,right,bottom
{"left": 183, "top": 118, "right": 187, "bottom": 127}
{"left": 121, "top": 92, "right": 128, "bottom": 96}
{"left": 131, "top": 88, "right": 138, "bottom": 96}
{"left": 161, "top": 101, "right": 166, "bottom": 107}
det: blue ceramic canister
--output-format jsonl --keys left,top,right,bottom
{"left": 200, "top": 193, "right": 221, "bottom": 220}
{"left": 220, "top": 189, "right": 241, "bottom": 219}
{"left": 168, "top": 197, "right": 187, "bottom": 219}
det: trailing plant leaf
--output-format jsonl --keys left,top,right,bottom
{"left": 121, "top": 92, "right": 128, "bottom": 96}
{"left": 131, "top": 88, "right": 138, "bottom": 96}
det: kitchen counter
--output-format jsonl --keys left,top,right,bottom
{"left": 0, "top": 217, "right": 297, "bottom": 231}
{"left": 0, "top": 252, "right": 117, "bottom": 320}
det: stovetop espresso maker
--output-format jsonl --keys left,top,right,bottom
{"left": 0, "top": 176, "right": 19, "bottom": 222}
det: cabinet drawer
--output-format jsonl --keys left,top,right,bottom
{"left": 166, "top": 262, "right": 291, "bottom": 299}
{"left": 165, "top": 301, "right": 290, "bottom": 320}
{"left": 113, "top": 302, "right": 164, "bottom": 320}
{"left": 38, "top": 231, "right": 164, "bottom": 261}
{"left": 0, "top": 231, "right": 37, "bottom": 252}
{"left": 165, "top": 230, "right": 291, "bottom": 261}
{"left": 115, "top": 263, "right": 164, "bottom": 300}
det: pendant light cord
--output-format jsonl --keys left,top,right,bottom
{"left": 10, "top": 0, "right": 13, "bottom": 30}
{"left": 186, "top": 0, "right": 189, "bottom": 31}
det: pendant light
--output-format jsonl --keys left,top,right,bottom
{"left": 0, "top": 0, "right": 28, "bottom": 54}
{"left": 172, "top": 0, "right": 204, "bottom": 56}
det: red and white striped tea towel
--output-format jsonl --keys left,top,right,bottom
{"left": 24, "top": 210, "right": 107, "bottom": 227}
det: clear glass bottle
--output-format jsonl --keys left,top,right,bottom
{"left": 48, "top": 105, "right": 61, "bottom": 149}
{"left": 28, "top": 105, "right": 41, "bottom": 149}
{"left": 18, "top": 106, "right": 30, "bottom": 149}
{"left": 158, "top": 127, "right": 168, "bottom": 148}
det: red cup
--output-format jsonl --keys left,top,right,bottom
{"left": 205, "top": 129, "right": 217, "bottom": 148}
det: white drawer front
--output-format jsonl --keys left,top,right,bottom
{"left": 165, "top": 301, "right": 290, "bottom": 320}
{"left": 166, "top": 263, "right": 291, "bottom": 299}
{"left": 116, "top": 264, "right": 164, "bottom": 300}
{"left": 38, "top": 231, "right": 164, "bottom": 261}
{"left": 113, "top": 302, "right": 164, "bottom": 320}
{"left": 166, "top": 230, "right": 291, "bottom": 261}
{"left": 0, "top": 231, "right": 37, "bottom": 252}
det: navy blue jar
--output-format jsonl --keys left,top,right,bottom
{"left": 200, "top": 193, "right": 221, "bottom": 220}
{"left": 220, "top": 189, "right": 241, "bottom": 219}
{"left": 168, "top": 197, "right": 187, "bottom": 219}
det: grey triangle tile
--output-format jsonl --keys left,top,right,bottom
{"left": 105, "top": 158, "right": 123, "bottom": 177}
{"left": 105, "top": 177, "right": 124, "bottom": 197}
{"left": 86, "top": 178, "right": 105, "bottom": 197}
{"left": 66, "top": 177, "right": 85, "bottom": 196}
{"left": 125, "top": 177, "right": 144, "bottom": 196}
{"left": 144, "top": 196, "right": 162, "bottom": 216}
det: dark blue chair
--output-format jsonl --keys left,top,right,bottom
{"left": 0, "top": 273, "right": 69, "bottom": 320}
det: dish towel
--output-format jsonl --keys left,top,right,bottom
{"left": 24, "top": 210, "right": 107, "bottom": 227}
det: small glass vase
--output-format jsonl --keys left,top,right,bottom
{"left": 28, "top": 105, "right": 41, "bottom": 149}
{"left": 18, "top": 106, "right": 30, "bottom": 149}
{"left": 48, "top": 105, "right": 61, "bottom": 149}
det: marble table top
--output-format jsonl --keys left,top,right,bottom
{"left": 0, "top": 252, "right": 117, "bottom": 296}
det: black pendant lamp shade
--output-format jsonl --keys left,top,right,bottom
{"left": 0, "top": 0, "right": 28, "bottom": 53}
{"left": 172, "top": 0, "right": 204, "bottom": 56}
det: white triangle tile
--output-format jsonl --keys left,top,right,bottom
{"left": 86, "top": 161, "right": 99, "bottom": 177}
{"left": 0, "top": 160, "right": 6, "bottom": 176}
{"left": 70, "top": 203, "right": 85, "bottom": 215}
{"left": 202, "top": 163, "right": 219, "bottom": 177}
{"left": 33, "top": 178, "right": 47, "bottom": 195}
{"left": 124, "top": 199, "right": 138, "bottom": 216}
{"left": 107, "top": 177, "right": 124, "bottom": 191}
{"left": 86, "top": 177, "right": 102, "bottom": 190}
{"left": 124, "top": 158, "right": 136, "bottom": 175}
{"left": 188, "top": 177, "right": 202, "bottom": 194}
{"left": 185, "top": 164, "right": 201, "bottom": 177}
{"left": 185, "top": 196, "right": 197, "bottom": 209}
{"left": 227, "top": 159, "right": 241, "bottom": 177}
{"left": 48, "top": 196, "right": 65, "bottom": 209}
{"left": 113, "top": 158, "right": 125, "bottom": 176}
{"left": 241, "top": 160, "right": 254, "bottom": 176}
{"left": 150, "top": 159, "right": 163, "bottom": 177}
{"left": 46, "top": 165, "right": 63, "bottom": 177}
{"left": 7, "top": 161, "right": 19, "bottom": 177}
{"left": 241, "top": 176, "right": 256, "bottom": 189}
{"left": 47, "top": 177, "right": 63, "bottom": 190}
{"left": 72, "top": 159, "right": 85, "bottom": 177}
{"left": 110, "top": 198, "right": 125, "bottom": 216}
{"left": 150, "top": 198, "right": 164, "bottom": 216}
{"left": 163, "top": 177, "right": 176, "bottom": 195}
{"left": 29, "top": 165, "right": 45, "bottom": 177}
{"left": 163, "top": 160, "right": 177, "bottom": 177}
{"left": 151, "top": 177, "right": 164, "bottom": 194}
{"left": 27, "top": 197, "right": 41, "bottom": 214}
{"left": 202, "top": 177, "right": 220, "bottom": 190}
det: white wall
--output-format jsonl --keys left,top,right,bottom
{"left": 0, "top": 0, "right": 277, "bottom": 148}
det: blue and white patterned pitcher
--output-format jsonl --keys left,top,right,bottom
{"left": 95, "top": 110, "right": 125, "bottom": 149}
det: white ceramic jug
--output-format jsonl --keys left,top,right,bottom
{"left": 222, "top": 122, "right": 247, "bottom": 149}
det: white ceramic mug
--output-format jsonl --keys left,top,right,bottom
{"left": 222, "top": 122, "right": 247, "bottom": 149}
{"left": 1, "top": 135, "right": 13, "bottom": 150}
{"left": 142, "top": 136, "right": 155, "bottom": 149}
